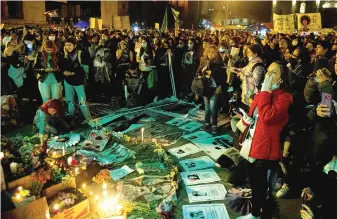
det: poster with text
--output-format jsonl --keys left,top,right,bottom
{"left": 183, "top": 131, "right": 213, "bottom": 143}
{"left": 296, "top": 13, "right": 322, "bottom": 33}
{"left": 182, "top": 203, "right": 230, "bottom": 219}
{"left": 168, "top": 143, "right": 201, "bottom": 159}
{"left": 273, "top": 13, "right": 295, "bottom": 34}
{"left": 186, "top": 184, "right": 227, "bottom": 203}
{"left": 180, "top": 168, "right": 221, "bottom": 186}
{"left": 194, "top": 134, "right": 233, "bottom": 160}
{"left": 180, "top": 156, "right": 216, "bottom": 172}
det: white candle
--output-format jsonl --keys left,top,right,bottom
{"left": 141, "top": 128, "right": 144, "bottom": 142}
{"left": 0, "top": 152, "right": 4, "bottom": 160}
{"left": 62, "top": 146, "right": 65, "bottom": 156}
{"left": 67, "top": 157, "right": 73, "bottom": 166}
{"left": 10, "top": 162, "right": 18, "bottom": 174}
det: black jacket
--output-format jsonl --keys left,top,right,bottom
{"left": 59, "top": 49, "right": 89, "bottom": 86}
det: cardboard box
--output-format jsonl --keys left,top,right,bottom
{"left": 1, "top": 197, "right": 50, "bottom": 219}
{"left": 8, "top": 175, "right": 33, "bottom": 190}
{"left": 44, "top": 177, "right": 76, "bottom": 199}
{"left": 51, "top": 199, "right": 90, "bottom": 219}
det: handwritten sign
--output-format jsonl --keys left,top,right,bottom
{"left": 273, "top": 13, "right": 295, "bottom": 34}
{"left": 51, "top": 199, "right": 90, "bottom": 219}
{"left": 296, "top": 13, "right": 322, "bottom": 33}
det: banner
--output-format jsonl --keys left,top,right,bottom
{"left": 296, "top": 13, "right": 322, "bottom": 33}
{"left": 171, "top": 7, "right": 180, "bottom": 24}
{"left": 89, "top": 17, "right": 96, "bottom": 29}
{"left": 97, "top": 19, "right": 103, "bottom": 30}
{"left": 273, "top": 13, "right": 295, "bottom": 34}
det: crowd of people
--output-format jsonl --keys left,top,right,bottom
{"left": 1, "top": 24, "right": 337, "bottom": 219}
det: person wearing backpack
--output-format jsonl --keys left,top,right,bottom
{"left": 60, "top": 37, "right": 91, "bottom": 123}
{"left": 232, "top": 44, "right": 266, "bottom": 108}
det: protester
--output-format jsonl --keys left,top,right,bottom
{"left": 196, "top": 45, "right": 226, "bottom": 134}
{"left": 34, "top": 99, "right": 70, "bottom": 146}
{"left": 60, "top": 37, "right": 92, "bottom": 122}
{"left": 237, "top": 61, "right": 293, "bottom": 219}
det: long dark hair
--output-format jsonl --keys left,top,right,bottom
{"left": 41, "top": 40, "right": 59, "bottom": 69}
{"left": 249, "top": 44, "right": 264, "bottom": 59}
{"left": 139, "top": 37, "right": 153, "bottom": 59}
{"left": 275, "top": 61, "right": 291, "bottom": 92}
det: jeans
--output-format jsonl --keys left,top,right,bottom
{"left": 203, "top": 94, "right": 218, "bottom": 126}
{"left": 38, "top": 81, "right": 62, "bottom": 103}
{"left": 64, "top": 80, "right": 91, "bottom": 121}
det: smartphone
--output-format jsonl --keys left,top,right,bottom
{"left": 321, "top": 92, "right": 332, "bottom": 117}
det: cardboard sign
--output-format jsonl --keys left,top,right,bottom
{"left": 1, "top": 197, "right": 50, "bottom": 219}
{"left": 296, "top": 13, "right": 322, "bottom": 33}
{"left": 273, "top": 13, "right": 295, "bottom": 34}
{"left": 51, "top": 199, "right": 90, "bottom": 219}
{"left": 89, "top": 17, "right": 96, "bottom": 29}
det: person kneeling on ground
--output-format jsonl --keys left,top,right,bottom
{"left": 34, "top": 99, "right": 70, "bottom": 147}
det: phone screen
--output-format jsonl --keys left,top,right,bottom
{"left": 321, "top": 92, "right": 332, "bottom": 116}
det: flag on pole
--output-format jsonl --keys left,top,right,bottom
{"left": 171, "top": 7, "right": 180, "bottom": 24}
{"left": 43, "top": 9, "right": 59, "bottom": 18}
{"left": 161, "top": 7, "right": 168, "bottom": 32}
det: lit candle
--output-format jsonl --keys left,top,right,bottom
{"left": 141, "top": 128, "right": 144, "bottom": 142}
{"left": 74, "top": 167, "right": 79, "bottom": 174}
{"left": 10, "top": 162, "right": 18, "bottom": 174}
{"left": 89, "top": 191, "right": 93, "bottom": 196}
{"left": 15, "top": 193, "right": 22, "bottom": 201}
{"left": 103, "top": 190, "right": 108, "bottom": 197}
{"left": 17, "top": 186, "right": 23, "bottom": 191}
{"left": 67, "top": 157, "right": 73, "bottom": 166}
{"left": 52, "top": 151, "right": 57, "bottom": 157}
{"left": 62, "top": 146, "right": 65, "bottom": 156}
{"left": 53, "top": 204, "right": 59, "bottom": 213}
{"left": 82, "top": 183, "right": 86, "bottom": 189}
{"left": 0, "top": 152, "right": 4, "bottom": 160}
{"left": 102, "top": 182, "right": 107, "bottom": 190}
{"left": 46, "top": 149, "right": 49, "bottom": 154}
{"left": 116, "top": 204, "right": 123, "bottom": 215}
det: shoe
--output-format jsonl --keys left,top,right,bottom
{"left": 211, "top": 126, "right": 218, "bottom": 135}
{"left": 202, "top": 123, "right": 211, "bottom": 130}
{"left": 274, "top": 178, "right": 283, "bottom": 191}
{"left": 276, "top": 184, "right": 289, "bottom": 199}
{"left": 236, "top": 213, "right": 260, "bottom": 219}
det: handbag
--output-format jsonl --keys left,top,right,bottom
{"left": 239, "top": 114, "right": 258, "bottom": 163}
{"left": 191, "top": 76, "right": 205, "bottom": 96}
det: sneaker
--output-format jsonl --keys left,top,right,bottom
{"left": 276, "top": 184, "right": 289, "bottom": 199}
{"left": 202, "top": 123, "right": 211, "bottom": 130}
{"left": 237, "top": 213, "right": 260, "bottom": 219}
{"left": 211, "top": 126, "right": 218, "bottom": 135}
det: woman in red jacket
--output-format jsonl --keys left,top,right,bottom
{"left": 238, "top": 61, "right": 293, "bottom": 219}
